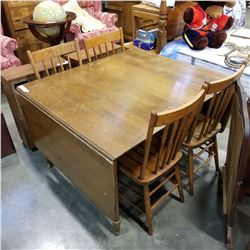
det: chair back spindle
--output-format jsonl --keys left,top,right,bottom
{"left": 27, "top": 38, "right": 82, "bottom": 79}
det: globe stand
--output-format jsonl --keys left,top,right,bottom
{"left": 23, "top": 11, "right": 76, "bottom": 46}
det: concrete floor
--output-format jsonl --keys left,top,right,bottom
{"left": 1, "top": 9, "right": 250, "bottom": 250}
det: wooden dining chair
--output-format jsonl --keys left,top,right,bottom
{"left": 27, "top": 38, "right": 82, "bottom": 79}
{"left": 118, "top": 85, "right": 207, "bottom": 235}
{"left": 182, "top": 63, "right": 247, "bottom": 196}
{"left": 83, "top": 27, "right": 125, "bottom": 63}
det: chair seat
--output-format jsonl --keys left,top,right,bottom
{"left": 184, "top": 120, "right": 222, "bottom": 148}
{"left": 118, "top": 143, "right": 183, "bottom": 184}
{"left": 132, "top": 4, "right": 160, "bottom": 14}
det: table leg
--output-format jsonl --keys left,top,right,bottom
{"left": 112, "top": 160, "right": 120, "bottom": 236}
{"left": 112, "top": 219, "right": 121, "bottom": 236}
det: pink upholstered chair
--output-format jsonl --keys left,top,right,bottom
{"left": 0, "top": 22, "right": 21, "bottom": 70}
{"left": 56, "top": 0, "right": 118, "bottom": 40}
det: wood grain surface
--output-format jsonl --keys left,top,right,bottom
{"left": 17, "top": 48, "right": 226, "bottom": 160}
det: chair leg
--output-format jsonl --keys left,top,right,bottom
{"left": 175, "top": 165, "right": 184, "bottom": 202}
{"left": 143, "top": 185, "right": 153, "bottom": 235}
{"left": 212, "top": 136, "right": 220, "bottom": 172}
{"left": 188, "top": 148, "right": 194, "bottom": 195}
{"left": 46, "top": 158, "right": 53, "bottom": 168}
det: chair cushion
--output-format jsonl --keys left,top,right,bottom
{"left": 118, "top": 142, "right": 183, "bottom": 184}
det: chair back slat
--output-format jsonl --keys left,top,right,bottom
{"left": 169, "top": 116, "right": 188, "bottom": 162}
{"left": 27, "top": 38, "right": 82, "bottom": 79}
{"left": 139, "top": 86, "right": 207, "bottom": 180}
{"left": 111, "top": 41, "right": 115, "bottom": 54}
{"left": 83, "top": 28, "right": 125, "bottom": 63}
{"left": 50, "top": 58, "right": 57, "bottom": 73}
{"left": 98, "top": 45, "right": 103, "bottom": 58}
{"left": 93, "top": 48, "right": 98, "bottom": 61}
{"left": 163, "top": 121, "right": 179, "bottom": 166}
{"left": 42, "top": 60, "right": 49, "bottom": 77}
{"left": 155, "top": 125, "right": 169, "bottom": 173}
{"left": 58, "top": 56, "right": 65, "bottom": 72}
{"left": 105, "top": 42, "right": 109, "bottom": 56}
{"left": 66, "top": 54, "right": 72, "bottom": 69}
{"left": 141, "top": 112, "right": 157, "bottom": 179}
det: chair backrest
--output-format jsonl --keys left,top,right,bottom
{"left": 27, "top": 38, "right": 82, "bottom": 79}
{"left": 140, "top": 85, "right": 207, "bottom": 180}
{"left": 83, "top": 27, "right": 124, "bottom": 63}
{"left": 186, "top": 63, "right": 247, "bottom": 143}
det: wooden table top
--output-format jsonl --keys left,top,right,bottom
{"left": 17, "top": 48, "right": 226, "bottom": 160}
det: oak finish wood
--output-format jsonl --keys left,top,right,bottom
{"left": 83, "top": 28, "right": 125, "bottom": 63}
{"left": 222, "top": 84, "right": 250, "bottom": 249}
{"left": 118, "top": 86, "right": 207, "bottom": 234}
{"left": 16, "top": 48, "right": 226, "bottom": 234}
{"left": 1, "top": 42, "right": 120, "bottom": 149}
{"left": 16, "top": 93, "right": 120, "bottom": 234}
{"left": 1, "top": 58, "right": 80, "bottom": 149}
{"left": 183, "top": 63, "right": 247, "bottom": 195}
{"left": 27, "top": 39, "right": 82, "bottom": 79}
{"left": 17, "top": 48, "right": 226, "bottom": 159}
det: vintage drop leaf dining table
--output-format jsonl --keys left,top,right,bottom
{"left": 16, "top": 47, "right": 227, "bottom": 235}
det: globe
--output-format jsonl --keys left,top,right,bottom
{"left": 33, "top": 1, "right": 67, "bottom": 37}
